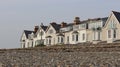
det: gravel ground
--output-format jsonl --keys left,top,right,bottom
{"left": 0, "top": 43, "right": 120, "bottom": 67}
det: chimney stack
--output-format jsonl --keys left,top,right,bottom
{"left": 74, "top": 17, "right": 80, "bottom": 25}
{"left": 34, "top": 26, "right": 39, "bottom": 33}
{"left": 61, "top": 22, "right": 67, "bottom": 28}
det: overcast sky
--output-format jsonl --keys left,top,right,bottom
{"left": 0, "top": 0, "right": 120, "bottom": 49}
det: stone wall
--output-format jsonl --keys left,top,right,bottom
{"left": 0, "top": 43, "right": 120, "bottom": 67}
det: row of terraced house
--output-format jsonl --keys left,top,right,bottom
{"left": 20, "top": 11, "right": 120, "bottom": 48}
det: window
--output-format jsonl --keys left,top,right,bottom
{"left": 72, "top": 35, "right": 74, "bottom": 41}
{"left": 61, "top": 37, "right": 63, "bottom": 43}
{"left": 113, "top": 29, "right": 116, "bottom": 38}
{"left": 81, "top": 24, "right": 86, "bottom": 29}
{"left": 28, "top": 42, "right": 29, "bottom": 47}
{"left": 39, "top": 31, "right": 44, "bottom": 36}
{"left": 54, "top": 38, "right": 55, "bottom": 44}
{"left": 83, "top": 34, "right": 85, "bottom": 40}
{"left": 67, "top": 36, "right": 69, "bottom": 42}
{"left": 73, "top": 25, "right": 79, "bottom": 30}
{"left": 49, "top": 29, "right": 53, "bottom": 34}
{"left": 58, "top": 37, "right": 60, "bottom": 43}
{"left": 46, "top": 39, "right": 48, "bottom": 44}
{"left": 49, "top": 39, "right": 51, "bottom": 44}
{"left": 76, "top": 34, "right": 78, "bottom": 41}
{"left": 23, "top": 43, "right": 25, "bottom": 48}
{"left": 32, "top": 41, "right": 33, "bottom": 47}
{"left": 113, "top": 22, "right": 116, "bottom": 28}
{"left": 98, "top": 32, "right": 100, "bottom": 40}
{"left": 108, "top": 30, "right": 111, "bottom": 38}
{"left": 67, "top": 26, "right": 73, "bottom": 31}
{"left": 108, "top": 20, "right": 116, "bottom": 29}
{"left": 108, "top": 23, "right": 111, "bottom": 29}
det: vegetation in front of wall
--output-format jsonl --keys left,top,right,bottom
{"left": 35, "top": 43, "right": 46, "bottom": 47}
{"left": 57, "top": 43, "right": 64, "bottom": 45}
{"left": 97, "top": 27, "right": 101, "bottom": 30}
{"left": 51, "top": 43, "right": 65, "bottom": 47}
{"left": 92, "top": 27, "right": 101, "bottom": 31}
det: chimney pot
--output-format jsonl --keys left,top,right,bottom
{"left": 61, "top": 22, "right": 67, "bottom": 28}
{"left": 34, "top": 26, "right": 39, "bottom": 33}
{"left": 75, "top": 17, "right": 80, "bottom": 19}
{"left": 74, "top": 17, "right": 80, "bottom": 25}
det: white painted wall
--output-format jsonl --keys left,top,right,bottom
{"left": 45, "top": 25, "right": 57, "bottom": 46}
{"left": 78, "top": 30, "right": 87, "bottom": 43}
{"left": 64, "top": 29, "right": 87, "bottom": 44}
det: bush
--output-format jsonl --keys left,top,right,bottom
{"left": 35, "top": 43, "right": 46, "bottom": 47}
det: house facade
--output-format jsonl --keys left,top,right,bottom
{"left": 20, "top": 11, "right": 120, "bottom": 48}
{"left": 20, "top": 30, "right": 35, "bottom": 48}
{"left": 33, "top": 24, "right": 47, "bottom": 46}
{"left": 102, "top": 11, "right": 120, "bottom": 43}
{"left": 45, "top": 22, "right": 61, "bottom": 46}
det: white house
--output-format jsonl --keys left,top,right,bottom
{"left": 21, "top": 11, "right": 120, "bottom": 48}
{"left": 87, "top": 17, "right": 108, "bottom": 44}
{"left": 20, "top": 30, "right": 35, "bottom": 48}
{"left": 45, "top": 22, "right": 61, "bottom": 46}
{"left": 102, "top": 11, "right": 120, "bottom": 43}
{"left": 34, "top": 23, "right": 48, "bottom": 46}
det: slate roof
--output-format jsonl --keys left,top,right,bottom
{"left": 41, "top": 26, "right": 48, "bottom": 31}
{"left": 101, "top": 17, "right": 108, "bottom": 26}
{"left": 61, "top": 17, "right": 108, "bottom": 28}
{"left": 66, "top": 23, "right": 74, "bottom": 27}
{"left": 112, "top": 11, "right": 120, "bottom": 22}
{"left": 85, "top": 17, "right": 108, "bottom": 27}
{"left": 50, "top": 23, "right": 61, "bottom": 32}
{"left": 24, "top": 30, "right": 34, "bottom": 38}
{"left": 86, "top": 17, "right": 108, "bottom": 22}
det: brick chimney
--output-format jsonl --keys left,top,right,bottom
{"left": 34, "top": 26, "right": 39, "bottom": 33}
{"left": 61, "top": 22, "right": 67, "bottom": 28}
{"left": 74, "top": 17, "right": 80, "bottom": 25}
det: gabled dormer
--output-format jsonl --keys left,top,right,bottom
{"left": 28, "top": 32, "right": 35, "bottom": 40}
{"left": 35, "top": 23, "right": 48, "bottom": 38}
{"left": 103, "top": 11, "right": 120, "bottom": 43}
{"left": 20, "top": 30, "right": 34, "bottom": 42}
{"left": 46, "top": 22, "right": 61, "bottom": 34}
{"left": 104, "top": 11, "right": 120, "bottom": 29}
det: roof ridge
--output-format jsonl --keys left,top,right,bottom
{"left": 112, "top": 11, "right": 120, "bottom": 23}
{"left": 112, "top": 11, "right": 120, "bottom": 14}
{"left": 24, "top": 30, "right": 33, "bottom": 32}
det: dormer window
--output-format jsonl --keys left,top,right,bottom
{"left": 108, "top": 20, "right": 116, "bottom": 29}
{"left": 39, "top": 31, "right": 44, "bottom": 36}
{"left": 80, "top": 24, "right": 86, "bottom": 29}
{"left": 73, "top": 25, "right": 79, "bottom": 30}
{"left": 49, "top": 29, "right": 53, "bottom": 34}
